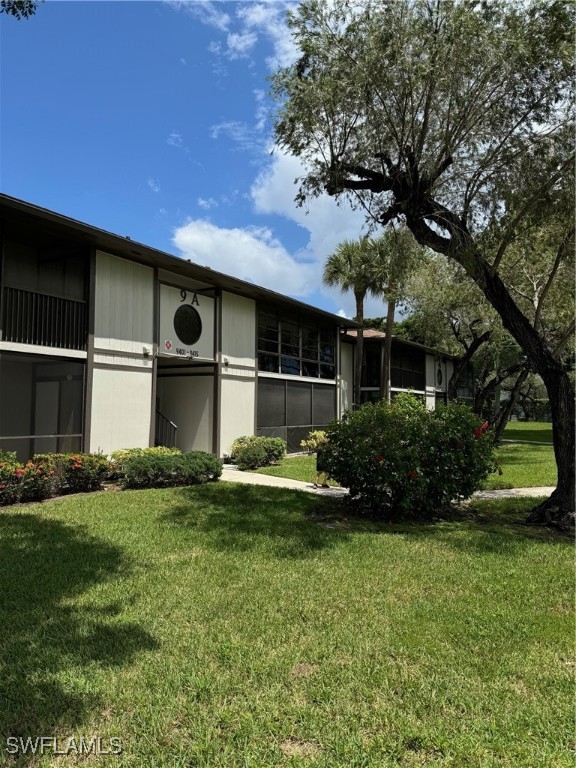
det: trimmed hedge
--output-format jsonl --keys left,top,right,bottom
{"left": 322, "top": 393, "right": 497, "bottom": 519}
{"left": 109, "top": 446, "right": 182, "bottom": 478}
{"left": 230, "top": 436, "right": 286, "bottom": 470}
{"left": 120, "top": 450, "right": 222, "bottom": 489}
{"left": 0, "top": 447, "right": 222, "bottom": 505}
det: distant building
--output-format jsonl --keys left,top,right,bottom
{"left": 0, "top": 195, "right": 457, "bottom": 461}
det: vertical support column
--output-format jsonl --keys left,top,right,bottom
{"left": 213, "top": 289, "right": 222, "bottom": 457}
{"left": 83, "top": 246, "right": 96, "bottom": 453}
{"left": 149, "top": 268, "right": 159, "bottom": 447}
{"left": 0, "top": 216, "right": 4, "bottom": 343}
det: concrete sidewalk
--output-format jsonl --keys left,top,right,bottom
{"left": 220, "top": 465, "right": 555, "bottom": 500}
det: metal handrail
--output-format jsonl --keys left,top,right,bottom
{"left": 155, "top": 411, "right": 177, "bottom": 449}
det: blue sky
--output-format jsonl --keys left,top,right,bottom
{"left": 0, "top": 1, "right": 387, "bottom": 318}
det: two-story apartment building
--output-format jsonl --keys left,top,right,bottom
{"left": 0, "top": 195, "right": 457, "bottom": 461}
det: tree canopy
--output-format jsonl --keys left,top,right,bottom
{"left": 272, "top": 0, "right": 575, "bottom": 526}
{"left": 0, "top": 0, "right": 40, "bottom": 19}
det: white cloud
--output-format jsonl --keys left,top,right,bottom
{"left": 250, "top": 150, "right": 389, "bottom": 317}
{"left": 168, "top": 0, "right": 230, "bottom": 32}
{"left": 147, "top": 178, "right": 160, "bottom": 193}
{"left": 167, "top": 131, "right": 184, "bottom": 148}
{"left": 210, "top": 120, "right": 265, "bottom": 156}
{"left": 236, "top": 2, "right": 299, "bottom": 69}
{"left": 226, "top": 30, "right": 258, "bottom": 59}
{"left": 197, "top": 196, "right": 218, "bottom": 210}
{"left": 172, "top": 219, "right": 317, "bottom": 296}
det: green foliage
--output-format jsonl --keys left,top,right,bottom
{"left": 0, "top": 0, "right": 40, "bottom": 19}
{"left": 300, "top": 430, "right": 328, "bottom": 453}
{"left": 0, "top": 450, "right": 17, "bottom": 463}
{"left": 33, "top": 453, "right": 110, "bottom": 494}
{"left": 120, "top": 451, "right": 221, "bottom": 490}
{"left": 231, "top": 436, "right": 287, "bottom": 470}
{"left": 0, "top": 460, "right": 24, "bottom": 506}
{"left": 109, "top": 446, "right": 181, "bottom": 478}
{"left": 323, "top": 394, "right": 496, "bottom": 519}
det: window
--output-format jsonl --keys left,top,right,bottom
{"left": 391, "top": 347, "right": 426, "bottom": 391}
{"left": 257, "top": 307, "right": 337, "bottom": 380}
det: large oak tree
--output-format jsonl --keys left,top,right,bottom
{"left": 272, "top": 0, "right": 575, "bottom": 527}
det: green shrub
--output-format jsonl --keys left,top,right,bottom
{"left": 33, "top": 453, "right": 110, "bottom": 494}
{"left": 233, "top": 441, "right": 269, "bottom": 471}
{"left": 19, "top": 459, "right": 58, "bottom": 502}
{"left": 109, "top": 446, "right": 181, "bottom": 478}
{"left": 231, "top": 436, "right": 286, "bottom": 469}
{"left": 300, "top": 430, "right": 328, "bottom": 453}
{"left": 0, "top": 450, "right": 17, "bottom": 464}
{"left": 323, "top": 393, "right": 496, "bottom": 519}
{"left": 120, "top": 450, "right": 221, "bottom": 489}
{"left": 0, "top": 460, "right": 23, "bottom": 506}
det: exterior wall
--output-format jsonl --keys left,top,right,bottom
{"left": 220, "top": 291, "right": 256, "bottom": 367}
{"left": 94, "top": 251, "right": 154, "bottom": 354}
{"left": 156, "top": 375, "right": 214, "bottom": 453}
{"left": 339, "top": 342, "right": 354, "bottom": 416}
{"left": 89, "top": 366, "right": 153, "bottom": 454}
{"left": 219, "top": 377, "right": 256, "bottom": 457}
{"left": 218, "top": 292, "right": 257, "bottom": 455}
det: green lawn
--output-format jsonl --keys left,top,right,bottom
{"left": 503, "top": 421, "right": 553, "bottom": 444}
{"left": 1, "top": 485, "right": 572, "bottom": 767}
{"left": 255, "top": 444, "right": 557, "bottom": 490}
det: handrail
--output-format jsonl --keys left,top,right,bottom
{"left": 155, "top": 410, "right": 177, "bottom": 449}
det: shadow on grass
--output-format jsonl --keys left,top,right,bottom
{"left": 341, "top": 496, "right": 572, "bottom": 555}
{"left": 164, "top": 482, "right": 348, "bottom": 559}
{"left": 0, "top": 512, "right": 158, "bottom": 759}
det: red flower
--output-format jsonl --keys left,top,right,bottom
{"left": 376, "top": 454, "right": 384, "bottom": 463}
{"left": 481, "top": 421, "right": 489, "bottom": 431}
{"left": 473, "top": 428, "right": 483, "bottom": 437}
{"left": 407, "top": 470, "right": 417, "bottom": 478}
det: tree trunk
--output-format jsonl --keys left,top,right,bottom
{"left": 525, "top": 366, "right": 575, "bottom": 528}
{"left": 492, "top": 368, "right": 529, "bottom": 442}
{"left": 406, "top": 212, "right": 575, "bottom": 528}
{"left": 447, "top": 331, "right": 491, "bottom": 401}
{"left": 380, "top": 296, "right": 395, "bottom": 402}
{"left": 353, "top": 291, "right": 364, "bottom": 408}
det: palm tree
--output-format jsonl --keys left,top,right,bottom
{"left": 369, "top": 228, "right": 423, "bottom": 401}
{"left": 323, "top": 238, "right": 374, "bottom": 407}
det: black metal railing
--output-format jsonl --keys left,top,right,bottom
{"left": 1, "top": 286, "right": 87, "bottom": 350}
{"left": 155, "top": 411, "right": 177, "bottom": 449}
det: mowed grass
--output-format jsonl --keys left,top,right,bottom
{"left": 503, "top": 421, "right": 553, "bottom": 444}
{"left": 0, "top": 484, "right": 573, "bottom": 767}
{"left": 255, "top": 443, "right": 557, "bottom": 490}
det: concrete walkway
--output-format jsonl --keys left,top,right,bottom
{"left": 220, "top": 465, "right": 555, "bottom": 501}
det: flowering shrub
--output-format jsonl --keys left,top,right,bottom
{"left": 0, "top": 461, "right": 22, "bottom": 506}
{"left": 120, "top": 450, "right": 222, "bottom": 489}
{"left": 230, "top": 436, "right": 286, "bottom": 470}
{"left": 322, "top": 393, "right": 497, "bottom": 519}
{"left": 300, "top": 430, "right": 328, "bottom": 453}
{"left": 19, "top": 459, "right": 58, "bottom": 502}
{"left": 33, "top": 453, "right": 110, "bottom": 494}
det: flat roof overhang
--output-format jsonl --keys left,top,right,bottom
{"left": 0, "top": 193, "right": 359, "bottom": 329}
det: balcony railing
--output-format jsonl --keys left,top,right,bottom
{"left": 1, "top": 286, "right": 87, "bottom": 351}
